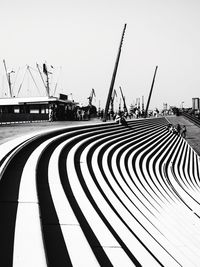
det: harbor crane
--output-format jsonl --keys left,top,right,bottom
{"left": 88, "top": 88, "right": 96, "bottom": 106}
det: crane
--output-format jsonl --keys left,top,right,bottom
{"left": 88, "top": 88, "right": 96, "bottom": 106}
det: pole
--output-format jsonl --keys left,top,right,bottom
{"left": 144, "top": 66, "right": 158, "bottom": 118}
{"left": 110, "top": 89, "right": 115, "bottom": 114}
{"left": 103, "top": 23, "right": 127, "bottom": 121}
{"left": 119, "top": 86, "right": 128, "bottom": 113}
{"left": 46, "top": 72, "right": 50, "bottom": 97}
{"left": 142, "top": 95, "right": 145, "bottom": 116}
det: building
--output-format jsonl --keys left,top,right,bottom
{"left": 0, "top": 94, "right": 78, "bottom": 122}
{"left": 192, "top": 97, "right": 200, "bottom": 110}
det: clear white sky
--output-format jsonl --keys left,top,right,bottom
{"left": 0, "top": 0, "right": 200, "bottom": 110}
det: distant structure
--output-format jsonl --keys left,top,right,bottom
{"left": 88, "top": 88, "right": 96, "bottom": 106}
{"left": 192, "top": 97, "right": 200, "bottom": 110}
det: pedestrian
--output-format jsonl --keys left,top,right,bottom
{"left": 49, "top": 108, "right": 53, "bottom": 122}
{"left": 176, "top": 123, "right": 181, "bottom": 135}
{"left": 166, "top": 123, "right": 172, "bottom": 131}
{"left": 115, "top": 113, "right": 121, "bottom": 124}
{"left": 120, "top": 114, "right": 127, "bottom": 126}
{"left": 181, "top": 125, "right": 187, "bottom": 138}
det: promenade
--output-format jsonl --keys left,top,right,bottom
{"left": 0, "top": 118, "right": 103, "bottom": 145}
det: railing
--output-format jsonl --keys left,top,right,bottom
{"left": 182, "top": 111, "right": 200, "bottom": 127}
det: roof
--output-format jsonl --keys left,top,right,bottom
{"left": 0, "top": 96, "right": 77, "bottom": 106}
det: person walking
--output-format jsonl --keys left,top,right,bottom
{"left": 176, "top": 123, "right": 181, "bottom": 135}
{"left": 181, "top": 125, "right": 187, "bottom": 138}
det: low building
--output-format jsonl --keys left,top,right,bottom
{"left": 0, "top": 94, "right": 78, "bottom": 122}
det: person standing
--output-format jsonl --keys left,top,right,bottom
{"left": 176, "top": 124, "right": 181, "bottom": 135}
{"left": 49, "top": 107, "right": 53, "bottom": 122}
{"left": 181, "top": 125, "right": 187, "bottom": 138}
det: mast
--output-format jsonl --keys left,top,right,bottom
{"left": 119, "top": 98, "right": 121, "bottom": 113}
{"left": 43, "top": 63, "right": 50, "bottom": 97}
{"left": 36, "top": 63, "right": 50, "bottom": 97}
{"left": 119, "top": 86, "right": 128, "bottom": 113}
{"left": 144, "top": 66, "right": 158, "bottom": 118}
{"left": 36, "top": 63, "right": 47, "bottom": 92}
{"left": 110, "top": 89, "right": 117, "bottom": 115}
{"left": 142, "top": 95, "right": 144, "bottom": 111}
{"left": 103, "top": 23, "right": 127, "bottom": 121}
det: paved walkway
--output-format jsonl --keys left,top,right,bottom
{"left": 166, "top": 115, "right": 200, "bottom": 156}
{"left": 0, "top": 118, "right": 103, "bottom": 145}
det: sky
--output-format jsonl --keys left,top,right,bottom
{"left": 0, "top": 0, "right": 200, "bottom": 111}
